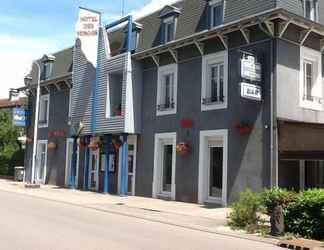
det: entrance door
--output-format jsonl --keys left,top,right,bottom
{"left": 208, "top": 144, "right": 223, "bottom": 201}
{"left": 35, "top": 140, "right": 47, "bottom": 184}
{"left": 198, "top": 130, "right": 227, "bottom": 205}
{"left": 65, "top": 139, "right": 73, "bottom": 187}
{"left": 127, "top": 136, "right": 137, "bottom": 195}
{"left": 88, "top": 149, "right": 99, "bottom": 191}
{"left": 153, "top": 133, "right": 176, "bottom": 200}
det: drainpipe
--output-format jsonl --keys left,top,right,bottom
{"left": 31, "top": 61, "right": 41, "bottom": 184}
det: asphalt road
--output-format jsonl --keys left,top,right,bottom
{"left": 0, "top": 190, "right": 282, "bottom": 250}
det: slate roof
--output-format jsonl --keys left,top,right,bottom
{"left": 107, "top": 0, "right": 209, "bottom": 54}
{"left": 0, "top": 97, "right": 27, "bottom": 109}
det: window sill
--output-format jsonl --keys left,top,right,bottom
{"left": 201, "top": 101, "right": 227, "bottom": 111}
{"left": 300, "top": 100, "right": 322, "bottom": 111}
{"left": 39, "top": 122, "right": 48, "bottom": 128}
{"left": 156, "top": 109, "right": 176, "bottom": 116}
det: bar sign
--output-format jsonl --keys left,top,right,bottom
{"left": 240, "top": 82, "right": 262, "bottom": 101}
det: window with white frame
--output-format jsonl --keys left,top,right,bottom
{"left": 201, "top": 51, "right": 228, "bottom": 111}
{"left": 209, "top": 0, "right": 224, "bottom": 28}
{"left": 163, "top": 17, "right": 176, "bottom": 43}
{"left": 43, "top": 62, "right": 53, "bottom": 80}
{"left": 300, "top": 46, "right": 322, "bottom": 110}
{"left": 157, "top": 64, "right": 178, "bottom": 115}
{"left": 39, "top": 94, "right": 50, "bottom": 127}
{"left": 303, "top": 0, "right": 318, "bottom": 21}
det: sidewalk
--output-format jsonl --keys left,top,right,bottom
{"left": 0, "top": 179, "right": 278, "bottom": 246}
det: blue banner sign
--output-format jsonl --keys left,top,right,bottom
{"left": 13, "top": 108, "right": 26, "bottom": 127}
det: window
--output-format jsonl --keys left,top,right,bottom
{"left": 106, "top": 70, "right": 123, "bottom": 118}
{"left": 201, "top": 51, "right": 228, "bottom": 111}
{"left": 157, "top": 64, "right": 178, "bottom": 116}
{"left": 39, "top": 94, "right": 50, "bottom": 127}
{"left": 209, "top": 0, "right": 224, "bottom": 28}
{"left": 43, "top": 62, "right": 52, "bottom": 80}
{"left": 163, "top": 17, "right": 176, "bottom": 43}
{"left": 300, "top": 46, "right": 322, "bottom": 110}
{"left": 303, "top": 60, "right": 314, "bottom": 101}
{"left": 303, "top": 0, "right": 318, "bottom": 21}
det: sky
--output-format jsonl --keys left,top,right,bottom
{"left": 0, "top": 0, "right": 179, "bottom": 99}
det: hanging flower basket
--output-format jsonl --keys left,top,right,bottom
{"left": 234, "top": 122, "right": 253, "bottom": 135}
{"left": 78, "top": 137, "right": 88, "bottom": 149}
{"left": 88, "top": 138, "right": 99, "bottom": 150}
{"left": 48, "top": 141, "right": 57, "bottom": 150}
{"left": 176, "top": 142, "right": 191, "bottom": 156}
{"left": 112, "top": 137, "right": 122, "bottom": 151}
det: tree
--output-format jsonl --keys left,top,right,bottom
{"left": 0, "top": 111, "right": 23, "bottom": 176}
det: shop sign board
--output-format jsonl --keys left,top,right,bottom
{"left": 240, "top": 82, "right": 262, "bottom": 101}
{"left": 75, "top": 7, "right": 101, "bottom": 68}
{"left": 241, "top": 55, "right": 262, "bottom": 82}
{"left": 13, "top": 108, "right": 26, "bottom": 127}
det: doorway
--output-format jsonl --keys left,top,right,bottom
{"left": 153, "top": 133, "right": 176, "bottom": 200}
{"left": 198, "top": 130, "right": 228, "bottom": 205}
{"left": 88, "top": 149, "right": 99, "bottom": 191}
{"left": 35, "top": 140, "right": 48, "bottom": 184}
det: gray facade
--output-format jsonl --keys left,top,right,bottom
{"left": 23, "top": 0, "right": 324, "bottom": 203}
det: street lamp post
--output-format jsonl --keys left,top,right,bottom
{"left": 30, "top": 61, "right": 41, "bottom": 184}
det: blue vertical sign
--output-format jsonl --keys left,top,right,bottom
{"left": 13, "top": 108, "right": 26, "bottom": 127}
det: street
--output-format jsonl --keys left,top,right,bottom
{"left": 0, "top": 190, "right": 281, "bottom": 250}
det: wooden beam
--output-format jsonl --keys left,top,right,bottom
{"left": 169, "top": 49, "right": 178, "bottom": 63}
{"left": 54, "top": 83, "right": 61, "bottom": 91}
{"left": 299, "top": 28, "right": 313, "bottom": 45}
{"left": 320, "top": 39, "right": 324, "bottom": 52}
{"left": 278, "top": 19, "right": 292, "bottom": 38}
{"left": 217, "top": 34, "right": 228, "bottom": 50}
{"left": 151, "top": 55, "right": 159, "bottom": 67}
{"left": 264, "top": 20, "right": 274, "bottom": 37}
{"left": 240, "top": 28, "right": 250, "bottom": 44}
{"left": 194, "top": 40, "right": 204, "bottom": 55}
{"left": 44, "top": 86, "right": 50, "bottom": 94}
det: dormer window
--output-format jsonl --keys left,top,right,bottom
{"left": 159, "top": 5, "right": 181, "bottom": 44}
{"left": 163, "top": 17, "right": 175, "bottom": 43}
{"left": 123, "top": 22, "right": 143, "bottom": 52}
{"left": 41, "top": 55, "right": 55, "bottom": 81}
{"left": 209, "top": 0, "right": 224, "bottom": 28}
{"left": 303, "top": 0, "right": 318, "bottom": 21}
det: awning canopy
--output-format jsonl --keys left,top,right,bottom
{"left": 279, "top": 121, "right": 324, "bottom": 154}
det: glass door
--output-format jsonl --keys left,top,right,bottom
{"left": 36, "top": 140, "right": 47, "bottom": 184}
{"left": 207, "top": 144, "right": 223, "bottom": 201}
{"left": 127, "top": 136, "right": 137, "bottom": 196}
{"left": 88, "top": 149, "right": 99, "bottom": 191}
{"left": 161, "top": 144, "right": 173, "bottom": 194}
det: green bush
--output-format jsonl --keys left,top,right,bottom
{"left": 228, "top": 189, "right": 262, "bottom": 231}
{"left": 260, "top": 188, "right": 299, "bottom": 215}
{"left": 285, "top": 189, "right": 324, "bottom": 240}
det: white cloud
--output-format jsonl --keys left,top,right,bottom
{"left": 0, "top": 33, "right": 64, "bottom": 99}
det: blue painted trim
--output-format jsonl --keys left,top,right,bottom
{"left": 105, "top": 15, "right": 133, "bottom": 52}
{"left": 79, "top": 6, "right": 101, "bottom": 15}
{"left": 69, "top": 137, "right": 78, "bottom": 189}
{"left": 103, "top": 135, "right": 111, "bottom": 193}
{"left": 91, "top": 12, "right": 102, "bottom": 136}
{"left": 83, "top": 136, "right": 90, "bottom": 190}
{"left": 120, "top": 134, "right": 128, "bottom": 196}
